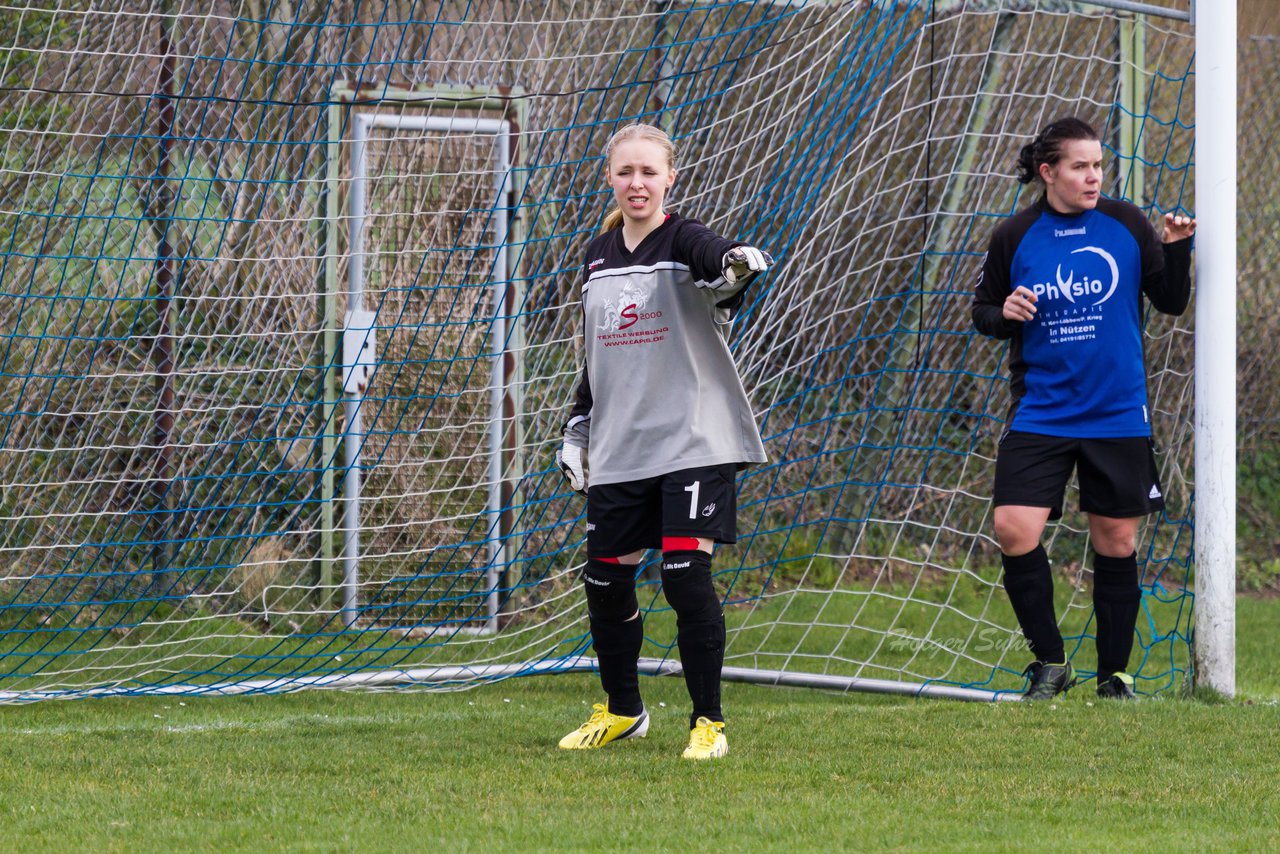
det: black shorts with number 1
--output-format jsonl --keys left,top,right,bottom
{"left": 586, "top": 464, "right": 738, "bottom": 558}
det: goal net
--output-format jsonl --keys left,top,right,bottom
{"left": 0, "top": 0, "right": 1201, "bottom": 701}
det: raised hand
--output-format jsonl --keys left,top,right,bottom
{"left": 1161, "top": 212, "right": 1196, "bottom": 243}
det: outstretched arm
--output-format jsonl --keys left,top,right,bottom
{"left": 673, "top": 219, "right": 771, "bottom": 288}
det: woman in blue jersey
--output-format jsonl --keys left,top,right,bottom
{"left": 972, "top": 116, "right": 1195, "bottom": 701}
{"left": 554, "top": 123, "right": 771, "bottom": 758}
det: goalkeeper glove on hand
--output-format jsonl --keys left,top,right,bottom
{"left": 556, "top": 442, "right": 587, "bottom": 494}
{"left": 722, "top": 246, "right": 773, "bottom": 285}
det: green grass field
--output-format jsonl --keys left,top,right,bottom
{"left": 1, "top": 595, "right": 1276, "bottom": 853}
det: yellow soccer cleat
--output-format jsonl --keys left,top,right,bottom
{"left": 681, "top": 717, "right": 728, "bottom": 760}
{"left": 558, "top": 703, "right": 649, "bottom": 750}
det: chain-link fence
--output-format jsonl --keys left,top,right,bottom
{"left": 1236, "top": 36, "right": 1280, "bottom": 588}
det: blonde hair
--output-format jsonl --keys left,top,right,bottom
{"left": 601, "top": 123, "right": 677, "bottom": 232}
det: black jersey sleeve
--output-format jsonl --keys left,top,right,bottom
{"left": 671, "top": 216, "right": 742, "bottom": 284}
{"left": 1143, "top": 236, "right": 1194, "bottom": 316}
{"left": 972, "top": 241, "right": 1018, "bottom": 339}
{"left": 562, "top": 250, "right": 598, "bottom": 448}
{"left": 972, "top": 203, "right": 1047, "bottom": 339}
{"left": 972, "top": 207, "right": 1039, "bottom": 340}
{"left": 563, "top": 362, "right": 592, "bottom": 447}
{"left": 1104, "top": 199, "right": 1193, "bottom": 317}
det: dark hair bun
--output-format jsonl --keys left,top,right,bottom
{"left": 1016, "top": 141, "right": 1038, "bottom": 185}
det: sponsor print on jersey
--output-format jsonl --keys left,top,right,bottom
{"left": 594, "top": 278, "right": 669, "bottom": 348}
{"left": 597, "top": 280, "right": 653, "bottom": 332}
{"left": 1027, "top": 245, "right": 1119, "bottom": 346}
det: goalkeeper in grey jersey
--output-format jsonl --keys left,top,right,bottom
{"left": 555, "top": 123, "right": 771, "bottom": 760}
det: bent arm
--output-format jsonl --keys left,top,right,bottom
{"left": 972, "top": 240, "right": 1021, "bottom": 340}
{"left": 1143, "top": 237, "right": 1194, "bottom": 316}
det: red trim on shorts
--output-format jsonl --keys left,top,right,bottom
{"left": 593, "top": 555, "right": 622, "bottom": 565}
{"left": 662, "top": 536, "right": 702, "bottom": 552}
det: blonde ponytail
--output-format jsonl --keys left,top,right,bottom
{"left": 602, "top": 207, "right": 624, "bottom": 232}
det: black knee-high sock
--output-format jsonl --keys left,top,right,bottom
{"left": 661, "top": 550, "right": 725, "bottom": 727}
{"left": 584, "top": 558, "right": 644, "bottom": 717}
{"left": 1002, "top": 544, "right": 1065, "bottom": 664}
{"left": 679, "top": 614, "right": 726, "bottom": 727}
{"left": 591, "top": 613, "right": 644, "bottom": 716}
{"left": 1093, "top": 551, "right": 1141, "bottom": 679}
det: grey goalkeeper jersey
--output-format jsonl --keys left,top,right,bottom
{"left": 563, "top": 213, "right": 768, "bottom": 485}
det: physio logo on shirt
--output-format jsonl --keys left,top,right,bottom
{"left": 1029, "top": 245, "right": 1120, "bottom": 307}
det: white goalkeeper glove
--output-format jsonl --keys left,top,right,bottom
{"left": 556, "top": 441, "right": 587, "bottom": 494}
{"left": 722, "top": 245, "right": 773, "bottom": 285}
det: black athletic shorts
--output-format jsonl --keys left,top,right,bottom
{"left": 586, "top": 464, "right": 738, "bottom": 558}
{"left": 993, "top": 431, "right": 1165, "bottom": 520}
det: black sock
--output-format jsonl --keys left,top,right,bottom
{"left": 661, "top": 550, "right": 725, "bottom": 728}
{"left": 590, "top": 612, "right": 644, "bottom": 717}
{"left": 1002, "top": 544, "right": 1065, "bottom": 664}
{"left": 1093, "top": 551, "right": 1141, "bottom": 679}
{"left": 679, "top": 616, "right": 726, "bottom": 728}
{"left": 584, "top": 558, "right": 645, "bottom": 717}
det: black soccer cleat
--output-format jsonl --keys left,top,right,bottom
{"left": 1021, "top": 660, "right": 1076, "bottom": 701}
{"left": 1096, "top": 672, "right": 1137, "bottom": 700}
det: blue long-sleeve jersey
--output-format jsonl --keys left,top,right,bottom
{"left": 972, "top": 195, "right": 1193, "bottom": 438}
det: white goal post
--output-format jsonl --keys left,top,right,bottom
{"left": 1192, "top": 0, "right": 1238, "bottom": 697}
